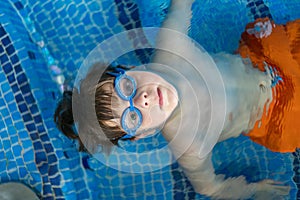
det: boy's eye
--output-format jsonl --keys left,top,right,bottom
{"left": 120, "top": 78, "right": 134, "bottom": 96}
{"left": 124, "top": 111, "right": 139, "bottom": 129}
{"left": 130, "top": 113, "right": 136, "bottom": 120}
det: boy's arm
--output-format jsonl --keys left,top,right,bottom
{"left": 177, "top": 153, "right": 255, "bottom": 199}
{"left": 152, "top": 0, "right": 196, "bottom": 68}
{"left": 177, "top": 152, "right": 290, "bottom": 199}
{"left": 161, "top": 0, "right": 194, "bottom": 34}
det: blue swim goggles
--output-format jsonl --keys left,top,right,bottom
{"left": 107, "top": 68, "right": 143, "bottom": 139}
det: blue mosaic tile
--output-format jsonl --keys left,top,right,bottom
{"left": 42, "top": 184, "right": 52, "bottom": 194}
{"left": 0, "top": 46, "right": 4, "bottom": 53}
{"left": 4, "top": 149, "right": 14, "bottom": 160}
{"left": 19, "top": 167, "right": 28, "bottom": 177}
{"left": 1, "top": 36, "right": 11, "bottom": 46}
{"left": 0, "top": 26, "right": 6, "bottom": 36}
{"left": 25, "top": 123, "right": 35, "bottom": 131}
{"left": 3, "top": 118, "right": 11, "bottom": 129}
{"left": 14, "top": 1, "right": 24, "bottom": 10}
{"left": 48, "top": 154, "right": 58, "bottom": 163}
{"left": 0, "top": 54, "right": 9, "bottom": 63}
{"left": 43, "top": 1, "right": 53, "bottom": 11}
{"left": 23, "top": 113, "right": 33, "bottom": 122}
{"left": 14, "top": 64, "right": 22, "bottom": 74}
{"left": 3, "top": 91, "right": 14, "bottom": 102}
{"left": 0, "top": 159, "right": 6, "bottom": 172}
{"left": 1, "top": 82, "right": 10, "bottom": 92}
{"left": 5, "top": 45, "right": 15, "bottom": 55}
{"left": 21, "top": 141, "right": 32, "bottom": 151}
{"left": 54, "top": 188, "right": 63, "bottom": 197}
{"left": 28, "top": 104, "right": 38, "bottom": 114}
{"left": 11, "top": 111, "right": 21, "bottom": 121}
{"left": 6, "top": 73, "right": 16, "bottom": 84}
{"left": 33, "top": 141, "right": 44, "bottom": 150}
{"left": 24, "top": 93, "right": 35, "bottom": 103}
{"left": 38, "top": 163, "right": 48, "bottom": 175}
{"left": 39, "top": 136, "right": 51, "bottom": 148}
{"left": 36, "top": 12, "right": 47, "bottom": 23}
{"left": 1, "top": 103, "right": 9, "bottom": 114}
{"left": 44, "top": 143, "right": 54, "bottom": 153}
{"left": 20, "top": 84, "right": 31, "bottom": 94}
{"left": 7, "top": 125, "right": 17, "bottom": 135}
{"left": 36, "top": 124, "right": 45, "bottom": 132}
{"left": 3, "top": 63, "right": 13, "bottom": 73}
{"left": 14, "top": 122, "right": 24, "bottom": 131}
{"left": 8, "top": 170, "right": 19, "bottom": 180}
{"left": 23, "top": 149, "right": 34, "bottom": 162}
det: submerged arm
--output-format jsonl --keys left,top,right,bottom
{"left": 161, "top": 0, "right": 194, "bottom": 34}
{"left": 151, "top": 0, "right": 197, "bottom": 71}
{"left": 177, "top": 152, "right": 290, "bottom": 199}
{"left": 178, "top": 152, "right": 255, "bottom": 199}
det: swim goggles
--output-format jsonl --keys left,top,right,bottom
{"left": 107, "top": 68, "right": 143, "bottom": 139}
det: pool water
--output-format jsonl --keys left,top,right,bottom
{"left": 0, "top": 0, "right": 300, "bottom": 199}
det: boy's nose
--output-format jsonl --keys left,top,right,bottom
{"left": 134, "top": 92, "right": 151, "bottom": 108}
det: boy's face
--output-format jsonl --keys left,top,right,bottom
{"left": 112, "top": 70, "right": 179, "bottom": 139}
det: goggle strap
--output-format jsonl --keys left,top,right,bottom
{"left": 106, "top": 68, "right": 126, "bottom": 77}
{"left": 121, "top": 134, "right": 134, "bottom": 139}
{"left": 106, "top": 72, "right": 122, "bottom": 77}
{"left": 129, "top": 99, "right": 134, "bottom": 111}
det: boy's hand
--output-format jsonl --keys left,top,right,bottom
{"left": 246, "top": 19, "right": 274, "bottom": 38}
{"left": 254, "top": 179, "right": 290, "bottom": 199}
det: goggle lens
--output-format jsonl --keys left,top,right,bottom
{"left": 119, "top": 77, "right": 135, "bottom": 98}
{"left": 122, "top": 109, "right": 142, "bottom": 131}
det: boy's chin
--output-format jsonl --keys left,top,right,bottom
{"left": 133, "top": 129, "right": 159, "bottom": 140}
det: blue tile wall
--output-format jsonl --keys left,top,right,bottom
{"left": 246, "top": 0, "right": 273, "bottom": 20}
{"left": 0, "top": 0, "right": 299, "bottom": 199}
{"left": 0, "top": 1, "right": 82, "bottom": 199}
{"left": 293, "top": 149, "right": 300, "bottom": 199}
{"left": 265, "top": 0, "right": 300, "bottom": 24}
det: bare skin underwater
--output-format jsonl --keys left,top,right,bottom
{"left": 151, "top": 0, "right": 296, "bottom": 199}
